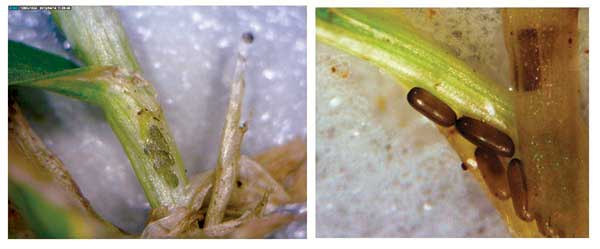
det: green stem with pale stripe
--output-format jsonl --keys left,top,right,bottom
{"left": 316, "top": 8, "right": 515, "bottom": 135}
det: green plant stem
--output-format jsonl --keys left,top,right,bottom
{"left": 52, "top": 7, "right": 140, "bottom": 73}
{"left": 10, "top": 65, "right": 187, "bottom": 208}
{"left": 316, "top": 8, "right": 515, "bottom": 135}
{"left": 49, "top": 7, "right": 189, "bottom": 207}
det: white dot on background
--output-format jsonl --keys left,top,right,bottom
{"left": 423, "top": 202, "right": 433, "bottom": 211}
{"left": 191, "top": 12, "right": 202, "bottom": 22}
{"left": 262, "top": 69, "right": 275, "bottom": 80}
{"left": 260, "top": 112, "right": 270, "bottom": 121}
{"left": 217, "top": 38, "right": 229, "bottom": 48}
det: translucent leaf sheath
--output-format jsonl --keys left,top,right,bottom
{"left": 316, "top": 8, "right": 515, "bottom": 136}
{"left": 503, "top": 9, "right": 588, "bottom": 237}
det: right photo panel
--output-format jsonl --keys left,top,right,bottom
{"left": 316, "top": 8, "right": 588, "bottom": 238}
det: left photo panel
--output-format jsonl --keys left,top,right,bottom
{"left": 8, "top": 6, "right": 307, "bottom": 238}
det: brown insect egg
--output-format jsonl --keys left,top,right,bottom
{"left": 456, "top": 117, "right": 515, "bottom": 157}
{"left": 507, "top": 159, "right": 534, "bottom": 222}
{"left": 475, "top": 147, "right": 510, "bottom": 200}
{"left": 407, "top": 87, "right": 457, "bottom": 127}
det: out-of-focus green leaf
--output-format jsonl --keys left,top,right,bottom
{"left": 8, "top": 122, "right": 126, "bottom": 238}
{"left": 8, "top": 200, "right": 36, "bottom": 238}
{"left": 8, "top": 41, "right": 79, "bottom": 121}
{"left": 9, "top": 180, "right": 74, "bottom": 238}
{"left": 8, "top": 41, "right": 79, "bottom": 84}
